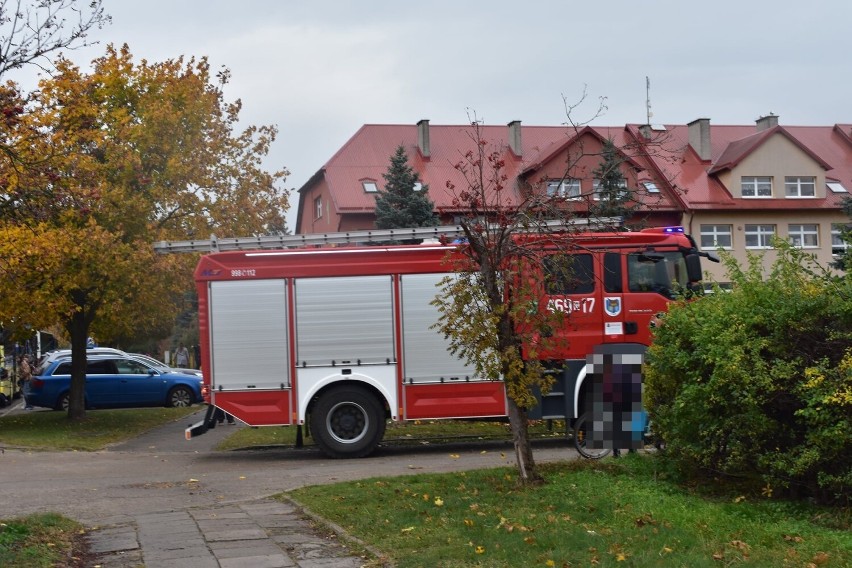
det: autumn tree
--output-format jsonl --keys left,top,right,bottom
{"left": 375, "top": 145, "right": 438, "bottom": 229}
{"left": 0, "top": 45, "right": 289, "bottom": 419}
{"left": 432, "top": 106, "right": 625, "bottom": 484}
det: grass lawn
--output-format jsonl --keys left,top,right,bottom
{"left": 0, "top": 406, "right": 199, "bottom": 450}
{"left": 288, "top": 455, "right": 851, "bottom": 568}
{"left": 0, "top": 513, "right": 86, "bottom": 568}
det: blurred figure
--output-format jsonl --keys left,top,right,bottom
{"left": 18, "top": 354, "right": 33, "bottom": 410}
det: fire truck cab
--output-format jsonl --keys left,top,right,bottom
{"left": 174, "top": 225, "right": 711, "bottom": 458}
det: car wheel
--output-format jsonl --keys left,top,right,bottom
{"left": 310, "top": 386, "right": 386, "bottom": 459}
{"left": 55, "top": 392, "right": 70, "bottom": 412}
{"left": 167, "top": 386, "right": 194, "bottom": 408}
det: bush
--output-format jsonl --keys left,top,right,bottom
{"left": 645, "top": 245, "right": 851, "bottom": 503}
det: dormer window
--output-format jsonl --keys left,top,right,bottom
{"left": 785, "top": 176, "right": 815, "bottom": 198}
{"left": 741, "top": 176, "right": 772, "bottom": 198}
{"left": 547, "top": 179, "right": 581, "bottom": 199}
{"left": 362, "top": 181, "right": 379, "bottom": 193}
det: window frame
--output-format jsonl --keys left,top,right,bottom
{"left": 744, "top": 224, "right": 776, "bottom": 249}
{"left": 831, "top": 223, "right": 852, "bottom": 257}
{"left": 591, "top": 178, "right": 628, "bottom": 201}
{"left": 788, "top": 224, "right": 819, "bottom": 248}
{"left": 784, "top": 176, "right": 816, "bottom": 198}
{"left": 314, "top": 196, "right": 323, "bottom": 219}
{"left": 546, "top": 179, "right": 581, "bottom": 200}
{"left": 741, "top": 176, "right": 773, "bottom": 198}
{"left": 362, "top": 181, "right": 379, "bottom": 193}
{"left": 699, "top": 224, "right": 733, "bottom": 250}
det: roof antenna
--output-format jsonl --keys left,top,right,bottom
{"left": 645, "top": 76, "right": 652, "bottom": 125}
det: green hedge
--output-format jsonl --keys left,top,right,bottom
{"left": 645, "top": 245, "right": 851, "bottom": 503}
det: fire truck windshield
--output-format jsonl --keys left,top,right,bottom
{"left": 627, "top": 251, "right": 690, "bottom": 298}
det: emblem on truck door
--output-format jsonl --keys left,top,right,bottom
{"left": 604, "top": 297, "right": 622, "bottom": 317}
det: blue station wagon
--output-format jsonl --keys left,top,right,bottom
{"left": 27, "top": 355, "right": 203, "bottom": 410}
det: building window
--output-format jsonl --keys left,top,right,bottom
{"left": 362, "top": 181, "right": 378, "bottom": 193}
{"left": 832, "top": 223, "right": 851, "bottom": 256}
{"left": 699, "top": 224, "right": 733, "bottom": 250}
{"left": 314, "top": 196, "right": 322, "bottom": 219}
{"left": 788, "top": 224, "right": 819, "bottom": 248}
{"left": 592, "top": 179, "right": 628, "bottom": 200}
{"left": 785, "top": 176, "right": 815, "bottom": 198}
{"left": 413, "top": 182, "right": 423, "bottom": 192}
{"left": 547, "top": 179, "right": 581, "bottom": 199}
{"left": 741, "top": 176, "right": 772, "bottom": 198}
{"left": 642, "top": 181, "right": 660, "bottom": 193}
{"left": 744, "top": 224, "right": 775, "bottom": 249}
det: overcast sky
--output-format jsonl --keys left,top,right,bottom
{"left": 15, "top": 0, "right": 852, "bottom": 230}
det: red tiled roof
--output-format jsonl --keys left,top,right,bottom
{"left": 300, "top": 121, "right": 852, "bottom": 224}
{"left": 303, "top": 123, "right": 683, "bottom": 216}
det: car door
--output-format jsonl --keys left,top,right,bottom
{"left": 84, "top": 359, "right": 121, "bottom": 406}
{"left": 115, "top": 358, "right": 163, "bottom": 406}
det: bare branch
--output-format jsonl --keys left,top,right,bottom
{"left": 0, "top": 0, "right": 110, "bottom": 79}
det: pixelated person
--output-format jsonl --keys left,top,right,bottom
{"left": 584, "top": 344, "right": 646, "bottom": 453}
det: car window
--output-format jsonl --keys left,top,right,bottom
{"left": 53, "top": 361, "right": 72, "bottom": 375}
{"left": 117, "top": 359, "right": 152, "bottom": 375}
{"left": 87, "top": 360, "right": 118, "bottom": 374}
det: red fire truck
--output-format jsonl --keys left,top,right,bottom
{"left": 155, "top": 223, "right": 716, "bottom": 458}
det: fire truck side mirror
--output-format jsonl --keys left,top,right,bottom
{"left": 685, "top": 254, "right": 703, "bottom": 283}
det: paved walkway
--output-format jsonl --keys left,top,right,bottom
{"left": 86, "top": 498, "right": 370, "bottom": 568}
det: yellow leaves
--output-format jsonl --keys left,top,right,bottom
{"left": 475, "top": 545, "right": 485, "bottom": 554}
{"left": 434, "top": 497, "right": 444, "bottom": 507}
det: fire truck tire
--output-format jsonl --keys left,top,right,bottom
{"left": 573, "top": 412, "right": 612, "bottom": 459}
{"left": 310, "top": 387, "right": 386, "bottom": 458}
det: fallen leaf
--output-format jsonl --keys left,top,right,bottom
{"left": 434, "top": 497, "right": 444, "bottom": 506}
{"left": 475, "top": 546, "right": 485, "bottom": 554}
{"left": 401, "top": 526, "right": 415, "bottom": 533}
{"left": 811, "top": 552, "right": 830, "bottom": 565}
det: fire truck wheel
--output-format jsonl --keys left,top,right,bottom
{"left": 310, "top": 387, "right": 386, "bottom": 458}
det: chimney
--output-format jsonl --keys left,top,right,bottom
{"left": 688, "top": 118, "right": 711, "bottom": 161}
{"left": 417, "top": 119, "right": 430, "bottom": 158}
{"left": 756, "top": 113, "right": 779, "bottom": 131}
{"left": 507, "top": 120, "right": 522, "bottom": 156}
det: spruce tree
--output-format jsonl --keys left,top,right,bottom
{"left": 375, "top": 145, "right": 438, "bottom": 229}
{"left": 589, "top": 139, "right": 636, "bottom": 220}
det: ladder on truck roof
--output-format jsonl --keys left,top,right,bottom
{"left": 152, "top": 217, "right": 623, "bottom": 254}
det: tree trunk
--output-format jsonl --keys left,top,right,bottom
{"left": 506, "top": 397, "right": 544, "bottom": 485}
{"left": 66, "top": 310, "right": 89, "bottom": 420}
